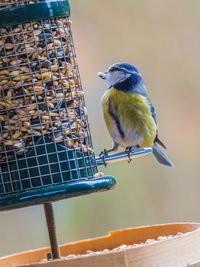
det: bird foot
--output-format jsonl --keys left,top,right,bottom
{"left": 98, "top": 149, "right": 108, "bottom": 167}
{"left": 98, "top": 149, "right": 108, "bottom": 157}
{"left": 125, "top": 146, "right": 138, "bottom": 163}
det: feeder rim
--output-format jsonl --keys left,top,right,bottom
{"left": 0, "top": 176, "right": 116, "bottom": 211}
{"left": 0, "top": 0, "right": 70, "bottom": 28}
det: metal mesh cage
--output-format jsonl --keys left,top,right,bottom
{"left": 0, "top": 0, "right": 116, "bottom": 210}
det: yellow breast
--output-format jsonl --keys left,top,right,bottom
{"left": 101, "top": 87, "right": 157, "bottom": 147}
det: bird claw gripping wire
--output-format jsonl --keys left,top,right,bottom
{"left": 125, "top": 146, "right": 138, "bottom": 163}
{"left": 98, "top": 149, "right": 108, "bottom": 167}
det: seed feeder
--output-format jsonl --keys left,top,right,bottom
{"left": 0, "top": 0, "right": 151, "bottom": 262}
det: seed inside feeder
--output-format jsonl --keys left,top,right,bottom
{"left": 0, "top": 15, "right": 93, "bottom": 165}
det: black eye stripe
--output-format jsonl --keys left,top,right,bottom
{"left": 109, "top": 67, "right": 138, "bottom": 75}
{"left": 109, "top": 66, "right": 121, "bottom": 72}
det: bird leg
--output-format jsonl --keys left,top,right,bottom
{"left": 99, "top": 141, "right": 118, "bottom": 156}
{"left": 99, "top": 142, "right": 118, "bottom": 167}
{"left": 125, "top": 145, "right": 139, "bottom": 163}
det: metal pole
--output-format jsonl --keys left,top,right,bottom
{"left": 43, "top": 202, "right": 60, "bottom": 260}
{"left": 96, "top": 147, "right": 152, "bottom": 166}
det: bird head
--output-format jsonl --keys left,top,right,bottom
{"left": 98, "top": 63, "right": 146, "bottom": 94}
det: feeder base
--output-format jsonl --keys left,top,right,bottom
{"left": 0, "top": 176, "right": 116, "bottom": 211}
{"left": 0, "top": 223, "right": 200, "bottom": 267}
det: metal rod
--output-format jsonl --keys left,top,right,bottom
{"left": 43, "top": 202, "right": 60, "bottom": 260}
{"left": 96, "top": 147, "right": 152, "bottom": 166}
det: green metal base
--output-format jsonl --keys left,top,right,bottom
{"left": 0, "top": 176, "right": 116, "bottom": 211}
{"left": 0, "top": 136, "right": 98, "bottom": 195}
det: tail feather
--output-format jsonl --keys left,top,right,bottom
{"left": 153, "top": 143, "right": 174, "bottom": 168}
{"left": 154, "top": 136, "right": 166, "bottom": 149}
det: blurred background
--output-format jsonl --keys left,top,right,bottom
{"left": 1, "top": 0, "right": 200, "bottom": 258}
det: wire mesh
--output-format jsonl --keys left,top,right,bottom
{"left": 0, "top": 1, "right": 98, "bottom": 197}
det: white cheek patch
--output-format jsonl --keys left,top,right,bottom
{"left": 107, "top": 70, "right": 130, "bottom": 89}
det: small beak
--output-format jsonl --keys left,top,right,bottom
{"left": 98, "top": 71, "right": 107, "bottom": 79}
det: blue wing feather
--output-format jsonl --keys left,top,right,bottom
{"left": 145, "top": 96, "right": 157, "bottom": 127}
{"left": 145, "top": 95, "right": 167, "bottom": 149}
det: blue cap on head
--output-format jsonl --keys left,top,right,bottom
{"left": 109, "top": 63, "right": 140, "bottom": 74}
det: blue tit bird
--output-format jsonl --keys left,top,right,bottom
{"left": 98, "top": 62, "right": 174, "bottom": 167}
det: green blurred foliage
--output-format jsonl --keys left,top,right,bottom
{"left": 1, "top": 0, "right": 200, "bottom": 257}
